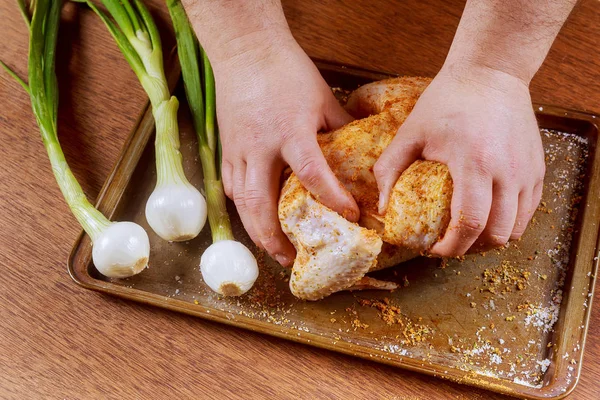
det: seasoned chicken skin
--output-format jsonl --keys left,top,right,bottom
{"left": 279, "top": 175, "right": 384, "bottom": 301}
{"left": 278, "top": 77, "right": 453, "bottom": 300}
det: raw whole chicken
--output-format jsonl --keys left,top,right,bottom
{"left": 278, "top": 77, "right": 453, "bottom": 300}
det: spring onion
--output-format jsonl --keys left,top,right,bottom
{"left": 80, "top": 0, "right": 207, "bottom": 242}
{"left": 2, "top": 0, "right": 150, "bottom": 278}
{"left": 167, "top": 0, "right": 258, "bottom": 296}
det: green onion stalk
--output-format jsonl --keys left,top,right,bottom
{"left": 80, "top": 0, "right": 207, "bottom": 242}
{"left": 166, "top": 0, "right": 258, "bottom": 296}
{"left": 1, "top": 0, "right": 150, "bottom": 278}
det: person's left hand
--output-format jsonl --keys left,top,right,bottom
{"left": 374, "top": 62, "right": 545, "bottom": 256}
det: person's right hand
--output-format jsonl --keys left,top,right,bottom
{"left": 211, "top": 31, "right": 359, "bottom": 267}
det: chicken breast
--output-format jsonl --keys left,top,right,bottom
{"left": 278, "top": 77, "right": 453, "bottom": 300}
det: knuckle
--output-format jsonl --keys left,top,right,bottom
{"left": 510, "top": 216, "right": 530, "bottom": 240}
{"left": 373, "top": 159, "right": 389, "bottom": 180}
{"left": 433, "top": 244, "right": 466, "bottom": 258}
{"left": 487, "top": 233, "right": 510, "bottom": 248}
{"left": 233, "top": 192, "right": 246, "bottom": 209}
{"left": 469, "top": 151, "right": 494, "bottom": 177}
{"left": 504, "top": 157, "right": 519, "bottom": 181}
{"left": 278, "top": 126, "right": 296, "bottom": 143}
{"left": 260, "top": 234, "right": 282, "bottom": 254}
{"left": 295, "top": 155, "right": 322, "bottom": 187}
{"left": 244, "top": 188, "right": 269, "bottom": 213}
{"left": 456, "top": 213, "right": 486, "bottom": 235}
{"left": 223, "top": 180, "right": 233, "bottom": 199}
{"left": 510, "top": 230, "right": 524, "bottom": 241}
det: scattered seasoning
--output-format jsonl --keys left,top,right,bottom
{"left": 403, "top": 276, "right": 410, "bottom": 287}
{"left": 185, "top": 128, "right": 588, "bottom": 390}
{"left": 351, "top": 319, "right": 369, "bottom": 330}
{"left": 357, "top": 298, "right": 433, "bottom": 345}
{"left": 481, "top": 261, "right": 531, "bottom": 293}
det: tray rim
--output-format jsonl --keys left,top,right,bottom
{"left": 67, "top": 60, "right": 600, "bottom": 400}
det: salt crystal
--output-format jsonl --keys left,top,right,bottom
{"left": 537, "top": 359, "right": 551, "bottom": 373}
{"left": 490, "top": 354, "right": 502, "bottom": 364}
{"left": 513, "top": 377, "right": 543, "bottom": 389}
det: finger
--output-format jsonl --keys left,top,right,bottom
{"left": 245, "top": 157, "right": 296, "bottom": 266}
{"left": 430, "top": 170, "right": 492, "bottom": 257}
{"left": 232, "top": 163, "right": 259, "bottom": 246}
{"left": 222, "top": 159, "right": 234, "bottom": 199}
{"left": 471, "top": 185, "right": 519, "bottom": 252}
{"left": 510, "top": 189, "right": 534, "bottom": 241}
{"left": 531, "top": 180, "right": 544, "bottom": 211}
{"left": 282, "top": 135, "right": 359, "bottom": 222}
{"left": 373, "top": 124, "right": 422, "bottom": 213}
{"left": 323, "top": 92, "right": 354, "bottom": 131}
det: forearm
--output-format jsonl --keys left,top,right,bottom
{"left": 181, "top": 0, "right": 292, "bottom": 64}
{"left": 445, "top": 0, "right": 577, "bottom": 83}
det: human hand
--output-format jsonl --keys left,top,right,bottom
{"left": 212, "top": 32, "right": 358, "bottom": 266}
{"left": 374, "top": 63, "right": 545, "bottom": 256}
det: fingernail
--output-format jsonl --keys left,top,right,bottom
{"left": 274, "top": 253, "right": 292, "bottom": 267}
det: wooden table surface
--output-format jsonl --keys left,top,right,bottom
{"left": 1, "top": 1, "right": 599, "bottom": 399}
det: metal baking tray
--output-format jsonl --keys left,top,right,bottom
{"left": 68, "top": 61, "right": 600, "bottom": 399}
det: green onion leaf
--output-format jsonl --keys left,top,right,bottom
{"left": 82, "top": 1, "right": 147, "bottom": 80}
{"left": 43, "top": 0, "right": 61, "bottom": 126}
{"left": 133, "top": 0, "right": 161, "bottom": 53}
{"left": 166, "top": 0, "right": 233, "bottom": 243}
{"left": 201, "top": 47, "right": 217, "bottom": 154}
{"left": 100, "top": 0, "right": 136, "bottom": 39}
{"left": 0, "top": 60, "right": 30, "bottom": 94}
{"left": 166, "top": 0, "right": 206, "bottom": 147}
{"left": 121, "top": 0, "right": 142, "bottom": 34}
{"left": 17, "top": 0, "right": 31, "bottom": 28}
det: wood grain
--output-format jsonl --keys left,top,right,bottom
{"left": 0, "top": 0, "right": 598, "bottom": 399}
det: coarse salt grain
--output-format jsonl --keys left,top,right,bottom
{"left": 537, "top": 359, "right": 551, "bottom": 373}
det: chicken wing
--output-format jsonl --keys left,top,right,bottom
{"left": 279, "top": 174, "right": 384, "bottom": 301}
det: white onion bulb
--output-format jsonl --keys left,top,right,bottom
{"left": 145, "top": 183, "right": 207, "bottom": 242}
{"left": 200, "top": 240, "right": 259, "bottom": 296}
{"left": 92, "top": 221, "right": 150, "bottom": 278}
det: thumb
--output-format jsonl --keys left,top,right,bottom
{"left": 373, "top": 124, "right": 423, "bottom": 213}
{"left": 282, "top": 134, "right": 359, "bottom": 221}
{"left": 323, "top": 91, "right": 355, "bottom": 131}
